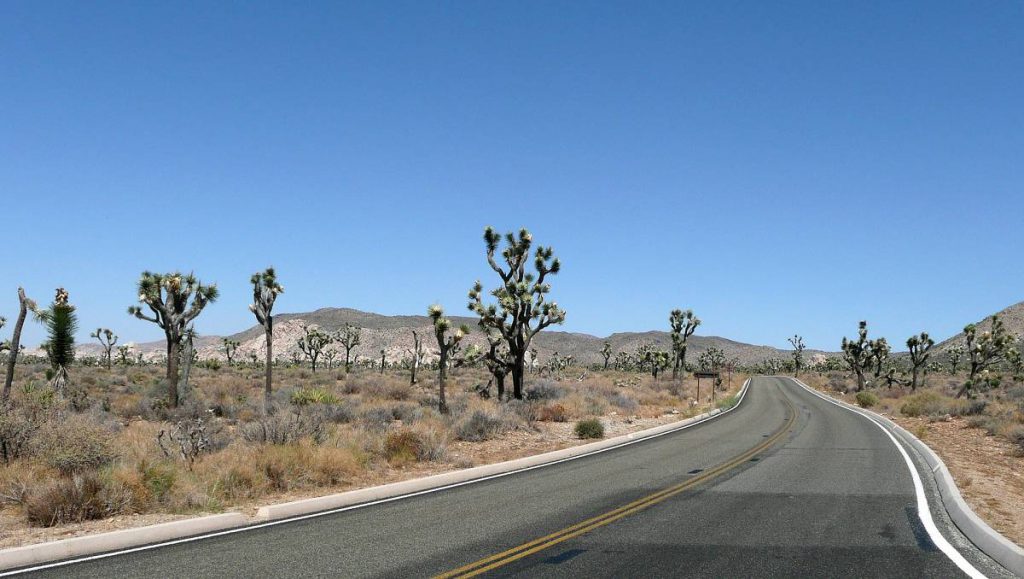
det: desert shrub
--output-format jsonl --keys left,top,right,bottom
{"left": 899, "top": 391, "right": 951, "bottom": 417}
{"left": 965, "top": 415, "right": 1002, "bottom": 435}
{"left": 360, "top": 407, "right": 394, "bottom": 430}
{"left": 0, "top": 463, "right": 52, "bottom": 506}
{"left": 525, "top": 380, "right": 566, "bottom": 401}
{"left": 456, "top": 410, "right": 508, "bottom": 442}
{"left": 411, "top": 420, "right": 449, "bottom": 461}
{"left": 1004, "top": 425, "right": 1024, "bottom": 454}
{"left": 536, "top": 403, "right": 569, "bottom": 422}
{"left": 290, "top": 387, "right": 340, "bottom": 407}
{"left": 574, "top": 419, "right": 604, "bottom": 439}
{"left": 607, "top": 393, "right": 639, "bottom": 412}
{"left": 25, "top": 473, "right": 132, "bottom": 527}
{"left": 32, "top": 415, "right": 116, "bottom": 475}
{"left": 855, "top": 392, "right": 879, "bottom": 408}
{"left": 388, "top": 403, "right": 423, "bottom": 423}
{"left": 504, "top": 400, "right": 535, "bottom": 426}
{"left": 949, "top": 399, "right": 988, "bottom": 417}
{"left": 385, "top": 382, "right": 413, "bottom": 401}
{"left": 241, "top": 412, "right": 327, "bottom": 445}
{"left": 383, "top": 430, "right": 423, "bottom": 465}
{"left": 309, "top": 402, "right": 356, "bottom": 424}
{"left": 139, "top": 460, "right": 177, "bottom": 502}
{"left": 0, "top": 409, "right": 38, "bottom": 462}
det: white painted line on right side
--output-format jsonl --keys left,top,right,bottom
{"left": 790, "top": 377, "right": 986, "bottom": 579}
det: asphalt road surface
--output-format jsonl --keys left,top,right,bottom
{"left": 11, "top": 377, "right": 1014, "bottom": 578}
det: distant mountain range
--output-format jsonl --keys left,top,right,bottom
{"left": 64, "top": 301, "right": 1024, "bottom": 367}
{"left": 69, "top": 307, "right": 826, "bottom": 367}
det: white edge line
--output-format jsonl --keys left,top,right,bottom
{"left": 790, "top": 377, "right": 986, "bottom": 579}
{"left": 1, "top": 379, "right": 753, "bottom": 576}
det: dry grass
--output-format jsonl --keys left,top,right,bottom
{"left": 0, "top": 361, "right": 742, "bottom": 537}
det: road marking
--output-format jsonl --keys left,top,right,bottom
{"left": 791, "top": 378, "right": 987, "bottom": 579}
{"left": 435, "top": 382, "right": 796, "bottom": 578}
{"left": 0, "top": 382, "right": 754, "bottom": 576}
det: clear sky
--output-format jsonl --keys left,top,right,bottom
{"left": 1, "top": 1, "right": 1022, "bottom": 351}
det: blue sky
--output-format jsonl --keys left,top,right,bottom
{"left": 1, "top": 1, "right": 1022, "bottom": 351}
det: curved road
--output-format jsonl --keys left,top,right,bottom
{"left": 11, "top": 377, "right": 1014, "bottom": 577}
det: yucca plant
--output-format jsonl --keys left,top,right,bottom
{"left": 36, "top": 288, "right": 78, "bottom": 394}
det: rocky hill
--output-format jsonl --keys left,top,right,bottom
{"left": 935, "top": 301, "right": 1024, "bottom": 352}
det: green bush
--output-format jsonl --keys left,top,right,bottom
{"left": 855, "top": 392, "right": 879, "bottom": 408}
{"left": 574, "top": 419, "right": 604, "bottom": 439}
{"left": 717, "top": 394, "right": 740, "bottom": 410}
{"left": 899, "top": 391, "right": 951, "bottom": 417}
{"left": 383, "top": 430, "right": 423, "bottom": 464}
{"left": 290, "top": 388, "right": 340, "bottom": 407}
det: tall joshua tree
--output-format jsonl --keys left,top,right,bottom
{"left": 128, "top": 271, "right": 218, "bottom": 408}
{"left": 429, "top": 304, "right": 469, "bottom": 413}
{"left": 36, "top": 288, "right": 78, "bottom": 394}
{"left": 841, "top": 321, "right": 873, "bottom": 392}
{"left": 788, "top": 335, "right": 805, "bottom": 377}
{"left": 410, "top": 330, "right": 424, "bottom": 385}
{"left": 297, "top": 325, "right": 332, "bottom": 372}
{"left": 3, "top": 288, "right": 35, "bottom": 404}
{"left": 250, "top": 267, "right": 283, "bottom": 408}
{"left": 868, "top": 337, "right": 891, "bottom": 379}
{"left": 338, "top": 323, "right": 361, "bottom": 372}
{"left": 958, "top": 316, "right": 1015, "bottom": 398}
{"left": 906, "top": 332, "right": 934, "bottom": 391}
{"left": 91, "top": 328, "right": 118, "bottom": 370}
{"left": 219, "top": 338, "right": 238, "bottom": 366}
{"left": 601, "top": 342, "right": 612, "bottom": 370}
{"left": 947, "top": 345, "right": 964, "bottom": 374}
{"left": 669, "top": 309, "right": 700, "bottom": 379}
{"left": 468, "top": 227, "right": 565, "bottom": 400}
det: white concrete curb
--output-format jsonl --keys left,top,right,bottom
{"left": 0, "top": 379, "right": 750, "bottom": 573}
{"left": 795, "top": 378, "right": 1024, "bottom": 577}
{"left": 0, "top": 513, "right": 247, "bottom": 572}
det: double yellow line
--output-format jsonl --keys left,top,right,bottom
{"left": 436, "top": 389, "right": 796, "bottom": 578}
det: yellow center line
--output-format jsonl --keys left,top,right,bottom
{"left": 435, "top": 386, "right": 797, "bottom": 579}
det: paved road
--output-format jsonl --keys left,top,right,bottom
{"left": 14, "top": 377, "right": 1011, "bottom": 578}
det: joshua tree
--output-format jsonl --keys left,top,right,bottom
{"left": 297, "top": 325, "right": 332, "bottom": 372}
{"left": 379, "top": 349, "right": 387, "bottom": 374}
{"left": 337, "top": 323, "right": 361, "bottom": 372}
{"left": 481, "top": 331, "right": 513, "bottom": 400}
{"left": 3, "top": 288, "right": 35, "bottom": 404}
{"left": 429, "top": 304, "right": 469, "bottom": 413}
{"left": 90, "top": 328, "right": 118, "bottom": 370}
{"left": 698, "top": 346, "right": 726, "bottom": 373}
{"left": 958, "top": 316, "right": 1015, "bottom": 398}
{"left": 249, "top": 267, "right": 284, "bottom": 408}
{"left": 221, "top": 338, "right": 240, "bottom": 366}
{"left": 669, "top": 309, "right": 700, "bottom": 379}
{"left": 947, "top": 345, "right": 964, "bottom": 374}
{"left": 178, "top": 327, "right": 197, "bottom": 400}
{"left": 648, "top": 350, "right": 670, "bottom": 379}
{"left": 788, "top": 335, "right": 805, "bottom": 377}
{"left": 600, "top": 342, "right": 612, "bottom": 370}
{"left": 468, "top": 227, "right": 565, "bottom": 400}
{"left": 841, "top": 321, "right": 873, "bottom": 392}
{"left": 116, "top": 344, "right": 133, "bottom": 366}
{"left": 322, "top": 348, "right": 338, "bottom": 370}
{"left": 868, "top": 337, "right": 891, "bottom": 379}
{"left": 906, "top": 332, "right": 934, "bottom": 391}
{"left": 410, "top": 330, "right": 425, "bottom": 385}
{"left": 128, "top": 271, "right": 218, "bottom": 407}
{"left": 36, "top": 288, "right": 78, "bottom": 394}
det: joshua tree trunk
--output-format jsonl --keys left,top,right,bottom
{"left": 264, "top": 321, "right": 274, "bottom": 408}
{"left": 495, "top": 372, "right": 506, "bottom": 401}
{"left": 166, "top": 333, "right": 180, "bottom": 408}
{"left": 3, "top": 289, "right": 30, "bottom": 404}
{"left": 438, "top": 348, "right": 449, "bottom": 414}
{"left": 511, "top": 353, "right": 526, "bottom": 400}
